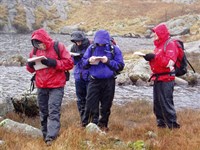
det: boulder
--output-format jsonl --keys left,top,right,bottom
{"left": 11, "top": 93, "right": 39, "bottom": 117}
{"left": 0, "top": 118, "right": 42, "bottom": 138}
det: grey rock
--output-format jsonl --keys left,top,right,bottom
{"left": 0, "top": 118, "right": 42, "bottom": 138}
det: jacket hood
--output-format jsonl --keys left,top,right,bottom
{"left": 152, "top": 23, "right": 170, "bottom": 46}
{"left": 94, "top": 29, "right": 110, "bottom": 44}
{"left": 71, "top": 31, "right": 86, "bottom": 43}
{"left": 31, "top": 28, "right": 53, "bottom": 49}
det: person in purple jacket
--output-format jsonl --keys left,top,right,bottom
{"left": 82, "top": 29, "right": 124, "bottom": 131}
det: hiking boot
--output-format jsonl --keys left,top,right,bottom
{"left": 157, "top": 124, "right": 167, "bottom": 128}
{"left": 168, "top": 123, "right": 180, "bottom": 129}
{"left": 157, "top": 123, "right": 167, "bottom": 128}
{"left": 100, "top": 127, "right": 109, "bottom": 132}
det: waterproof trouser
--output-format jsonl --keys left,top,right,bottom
{"left": 82, "top": 78, "right": 115, "bottom": 128}
{"left": 153, "top": 81, "right": 178, "bottom": 128}
{"left": 37, "top": 87, "right": 64, "bottom": 142}
{"left": 75, "top": 79, "right": 98, "bottom": 124}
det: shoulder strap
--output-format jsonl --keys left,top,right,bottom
{"left": 91, "top": 44, "right": 97, "bottom": 56}
{"left": 164, "top": 38, "right": 173, "bottom": 52}
{"left": 53, "top": 41, "right": 61, "bottom": 59}
{"left": 110, "top": 44, "right": 115, "bottom": 58}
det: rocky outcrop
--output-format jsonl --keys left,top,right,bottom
{"left": 166, "top": 15, "right": 200, "bottom": 36}
{"left": 0, "top": 0, "right": 69, "bottom": 33}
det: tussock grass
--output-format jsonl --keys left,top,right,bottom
{"left": 1, "top": 100, "right": 200, "bottom": 149}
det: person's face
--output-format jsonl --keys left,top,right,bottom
{"left": 152, "top": 32, "right": 159, "bottom": 40}
{"left": 75, "top": 41, "right": 82, "bottom": 46}
{"left": 97, "top": 44, "right": 106, "bottom": 47}
{"left": 38, "top": 43, "right": 46, "bottom": 50}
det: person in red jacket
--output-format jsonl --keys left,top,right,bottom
{"left": 26, "top": 28, "right": 74, "bottom": 145}
{"left": 143, "top": 23, "right": 180, "bottom": 129}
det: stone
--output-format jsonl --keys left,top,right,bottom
{"left": 0, "top": 119, "right": 42, "bottom": 138}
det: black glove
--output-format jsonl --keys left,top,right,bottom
{"left": 41, "top": 58, "right": 57, "bottom": 67}
{"left": 27, "top": 62, "right": 35, "bottom": 69}
{"left": 143, "top": 53, "right": 155, "bottom": 61}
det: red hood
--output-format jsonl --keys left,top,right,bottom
{"left": 31, "top": 28, "right": 53, "bottom": 49}
{"left": 152, "top": 23, "right": 170, "bottom": 47}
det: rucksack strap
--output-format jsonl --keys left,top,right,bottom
{"left": 164, "top": 38, "right": 173, "bottom": 52}
{"left": 53, "top": 41, "right": 61, "bottom": 59}
{"left": 186, "top": 59, "right": 195, "bottom": 73}
{"left": 148, "top": 71, "right": 175, "bottom": 82}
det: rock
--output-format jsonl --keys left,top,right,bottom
{"left": 0, "top": 118, "right": 42, "bottom": 138}
{"left": 166, "top": 15, "right": 200, "bottom": 36}
{"left": 11, "top": 93, "right": 39, "bottom": 117}
{"left": 59, "top": 25, "right": 79, "bottom": 35}
{"left": 85, "top": 123, "right": 106, "bottom": 135}
{"left": 0, "top": 140, "right": 5, "bottom": 145}
{"left": 175, "top": 77, "right": 188, "bottom": 85}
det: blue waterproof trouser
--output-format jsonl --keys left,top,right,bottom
{"left": 82, "top": 78, "right": 115, "bottom": 128}
{"left": 153, "top": 81, "right": 178, "bottom": 128}
{"left": 37, "top": 87, "right": 64, "bottom": 141}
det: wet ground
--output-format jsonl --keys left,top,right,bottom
{"left": 0, "top": 33, "right": 200, "bottom": 113}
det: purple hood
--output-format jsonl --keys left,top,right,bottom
{"left": 94, "top": 29, "right": 110, "bottom": 44}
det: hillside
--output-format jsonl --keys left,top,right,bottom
{"left": 1, "top": 0, "right": 200, "bottom": 41}
{"left": 66, "top": 0, "right": 200, "bottom": 35}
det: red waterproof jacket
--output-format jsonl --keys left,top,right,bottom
{"left": 26, "top": 28, "right": 74, "bottom": 88}
{"left": 149, "top": 23, "right": 178, "bottom": 82}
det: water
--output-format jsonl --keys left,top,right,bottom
{"left": 0, "top": 33, "right": 200, "bottom": 113}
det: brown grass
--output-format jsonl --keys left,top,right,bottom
{"left": 1, "top": 100, "right": 200, "bottom": 150}
{"left": 66, "top": 0, "right": 200, "bottom": 37}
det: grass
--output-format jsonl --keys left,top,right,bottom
{"left": 66, "top": 0, "right": 200, "bottom": 38}
{"left": 1, "top": 100, "right": 200, "bottom": 149}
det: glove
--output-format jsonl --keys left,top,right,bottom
{"left": 27, "top": 62, "right": 35, "bottom": 69}
{"left": 41, "top": 58, "right": 57, "bottom": 67}
{"left": 143, "top": 53, "right": 155, "bottom": 61}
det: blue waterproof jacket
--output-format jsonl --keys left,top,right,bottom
{"left": 82, "top": 30, "right": 124, "bottom": 79}
{"left": 71, "top": 38, "right": 90, "bottom": 81}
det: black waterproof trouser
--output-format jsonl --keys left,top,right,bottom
{"left": 153, "top": 80, "right": 179, "bottom": 128}
{"left": 37, "top": 87, "right": 64, "bottom": 142}
{"left": 82, "top": 77, "right": 115, "bottom": 128}
{"left": 75, "top": 79, "right": 99, "bottom": 124}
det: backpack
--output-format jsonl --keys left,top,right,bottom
{"left": 30, "top": 41, "right": 70, "bottom": 92}
{"left": 164, "top": 38, "right": 195, "bottom": 77}
{"left": 148, "top": 38, "right": 195, "bottom": 82}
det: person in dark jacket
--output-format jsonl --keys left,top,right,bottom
{"left": 70, "top": 31, "right": 99, "bottom": 125}
{"left": 26, "top": 28, "right": 74, "bottom": 145}
{"left": 143, "top": 23, "right": 180, "bottom": 129}
{"left": 82, "top": 29, "right": 124, "bottom": 130}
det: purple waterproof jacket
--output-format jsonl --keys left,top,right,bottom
{"left": 82, "top": 30, "right": 124, "bottom": 79}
